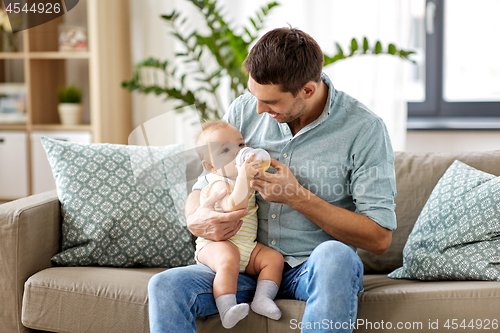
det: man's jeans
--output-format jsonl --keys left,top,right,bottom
{"left": 148, "top": 240, "right": 364, "bottom": 333}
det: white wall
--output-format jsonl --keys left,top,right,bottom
{"left": 406, "top": 131, "right": 500, "bottom": 152}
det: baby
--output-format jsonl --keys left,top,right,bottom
{"left": 195, "top": 120, "right": 284, "bottom": 329}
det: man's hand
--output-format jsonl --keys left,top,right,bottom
{"left": 186, "top": 189, "right": 248, "bottom": 242}
{"left": 250, "top": 159, "right": 306, "bottom": 206}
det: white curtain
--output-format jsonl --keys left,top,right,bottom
{"left": 320, "top": 1, "right": 412, "bottom": 152}
{"left": 130, "top": 0, "right": 412, "bottom": 151}
{"left": 129, "top": 0, "right": 177, "bottom": 145}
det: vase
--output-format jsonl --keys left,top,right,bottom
{"left": 58, "top": 103, "right": 83, "bottom": 125}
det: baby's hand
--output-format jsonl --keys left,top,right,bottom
{"left": 236, "top": 153, "right": 262, "bottom": 179}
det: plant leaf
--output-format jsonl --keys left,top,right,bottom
{"left": 350, "top": 38, "right": 358, "bottom": 55}
{"left": 161, "top": 11, "right": 176, "bottom": 21}
{"left": 335, "top": 42, "right": 344, "bottom": 57}
{"left": 388, "top": 43, "right": 397, "bottom": 55}
{"left": 249, "top": 18, "right": 258, "bottom": 30}
{"left": 363, "top": 37, "right": 369, "bottom": 53}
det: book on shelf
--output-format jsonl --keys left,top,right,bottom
{"left": 0, "top": 83, "right": 26, "bottom": 124}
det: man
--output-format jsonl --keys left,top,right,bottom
{"left": 148, "top": 27, "right": 397, "bottom": 333}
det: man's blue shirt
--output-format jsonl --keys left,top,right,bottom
{"left": 193, "top": 73, "right": 397, "bottom": 267}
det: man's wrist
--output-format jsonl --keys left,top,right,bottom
{"left": 289, "top": 185, "right": 314, "bottom": 210}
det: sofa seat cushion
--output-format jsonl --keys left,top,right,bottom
{"left": 22, "top": 267, "right": 166, "bottom": 333}
{"left": 358, "top": 275, "right": 500, "bottom": 331}
{"left": 22, "top": 268, "right": 500, "bottom": 333}
{"left": 21, "top": 267, "right": 307, "bottom": 333}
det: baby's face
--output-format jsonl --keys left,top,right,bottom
{"left": 204, "top": 125, "right": 246, "bottom": 178}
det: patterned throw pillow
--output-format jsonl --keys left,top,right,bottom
{"left": 41, "top": 137, "right": 195, "bottom": 268}
{"left": 389, "top": 160, "right": 500, "bottom": 281}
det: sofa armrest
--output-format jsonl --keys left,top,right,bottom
{"left": 0, "top": 190, "right": 61, "bottom": 333}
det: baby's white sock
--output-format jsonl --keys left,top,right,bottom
{"left": 251, "top": 280, "right": 281, "bottom": 320}
{"left": 215, "top": 294, "right": 249, "bottom": 329}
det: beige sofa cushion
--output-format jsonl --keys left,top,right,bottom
{"left": 22, "top": 267, "right": 500, "bottom": 333}
{"left": 359, "top": 275, "right": 500, "bottom": 331}
{"left": 22, "top": 267, "right": 164, "bottom": 333}
{"left": 358, "top": 150, "right": 500, "bottom": 273}
{"left": 22, "top": 267, "right": 305, "bottom": 333}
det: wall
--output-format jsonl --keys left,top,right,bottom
{"left": 406, "top": 131, "right": 500, "bottom": 152}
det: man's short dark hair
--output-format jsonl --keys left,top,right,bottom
{"left": 243, "top": 27, "right": 324, "bottom": 96}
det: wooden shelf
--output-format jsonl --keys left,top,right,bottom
{"left": 0, "top": 124, "right": 27, "bottom": 130}
{"left": 0, "top": 52, "right": 92, "bottom": 60}
{"left": 0, "top": 0, "right": 132, "bottom": 197}
{"left": 31, "top": 124, "right": 92, "bottom": 131}
{"left": 28, "top": 52, "right": 91, "bottom": 59}
{"left": 0, "top": 53, "right": 25, "bottom": 59}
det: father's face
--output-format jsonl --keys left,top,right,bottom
{"left": 247, "top": 76, "right": 307, "bottom": 124}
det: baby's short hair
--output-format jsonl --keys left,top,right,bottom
{"left": 195, "top": 120, "right": 234, "bottom": 162}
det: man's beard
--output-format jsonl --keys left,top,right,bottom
{"left": 272, "top": 97, "right": 307, "bottom": 123}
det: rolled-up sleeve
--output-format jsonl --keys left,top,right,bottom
{"left": 349, "top": 118, "right": 397, "bottom": 230}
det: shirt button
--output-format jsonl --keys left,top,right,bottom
{"left": 271, "top": 240, "right": 276, "bottom": 245}
{"left": 283, "top": 153, "right": 288, "bottom": 158}
{"left": 271, "top": 214, "right": 276, "bottom": 219}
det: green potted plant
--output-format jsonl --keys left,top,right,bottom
{"left": 57, "top": 84, "right": 83, "bottom": 125}
{"left": 123, "top": 0, "right": 415, "bottom": 121}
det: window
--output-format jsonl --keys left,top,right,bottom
{"left": 407, "top": 0, "right": 500, "bottom": 129}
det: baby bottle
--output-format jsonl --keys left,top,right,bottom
{"left": 236, "top": 147, "right": 271, "bottom": 172}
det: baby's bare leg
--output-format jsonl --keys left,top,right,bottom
{"left": 197, "top": 241, "right": 249, "bottom": 328}
{"left": 246, "top": 243, "right": 284, "bottom": 320}
{"left": 197, "top": 241, "right": 241, "bottom": 298}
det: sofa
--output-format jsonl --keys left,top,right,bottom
{"left": 2, "top": 149, "right": 500, "bottom": 333}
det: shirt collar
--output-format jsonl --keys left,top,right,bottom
{"left": 302, "top": 72, "right": 335, "bottom": 131}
